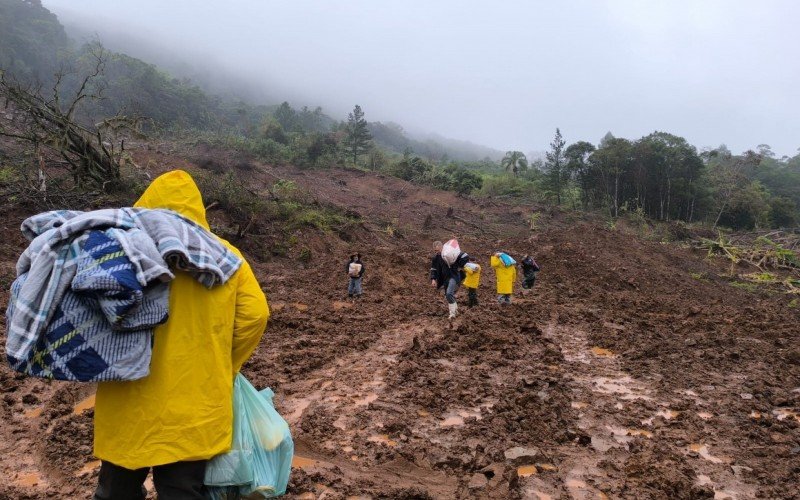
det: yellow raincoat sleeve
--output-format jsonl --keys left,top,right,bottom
{"left": 490, "top": 255, "right": 501, "bottom": 268}
{"left": 232, "top": 259, "right": 270, "bottom": 373}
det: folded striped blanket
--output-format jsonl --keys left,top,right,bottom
{"left": 6, "top": 208, "right": 242, "bottom": 382}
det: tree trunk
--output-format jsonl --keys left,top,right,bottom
{"left": 713, "top": 200, "right": 728, "bottom": 229}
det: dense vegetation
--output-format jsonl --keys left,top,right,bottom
{"left": 0, "top": 0, "right": 798, "bottom": 230}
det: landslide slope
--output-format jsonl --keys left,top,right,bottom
{"left": 0, "top": 156, "right": 797, "bottom": 499}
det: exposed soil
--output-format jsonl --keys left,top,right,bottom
{"left": 0, "top": 151, "right": 798, "bottom": 499}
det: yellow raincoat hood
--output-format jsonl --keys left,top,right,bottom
{"left": 134, "top": 170, "right": 210, "bottom": 230}
{"left": 94, "top": 169, "right": 269, "bottom": 469}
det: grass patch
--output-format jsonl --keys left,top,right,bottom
{"left": 743, "top": 272, "right": 778, "bottom": 282}
{"left": 730, "top": 281, "right": 758, "bottom": 293}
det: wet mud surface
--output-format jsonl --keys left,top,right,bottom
{"left": 0, "top": 164, "right": 798, "bottom": 499}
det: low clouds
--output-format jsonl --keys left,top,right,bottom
{"left": 44, "top": 0, "right": 800, "bottom": 156}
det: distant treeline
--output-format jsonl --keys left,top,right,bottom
{"left": 496, "top": 130, "right": 800, "bottom": 230}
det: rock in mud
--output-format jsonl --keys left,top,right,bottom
{"left": 503, "top": 446, "right": 542, "bottom": 464}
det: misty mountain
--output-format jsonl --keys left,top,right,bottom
{"left": 25, "top": 0, "right": 503, "bottom": 163}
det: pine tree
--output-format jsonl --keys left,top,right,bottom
{"left": 344, "top": 104, "right": 372, "bottom": 165}
{"left": 545, "top": 128, "right": 567, "bottom": 205}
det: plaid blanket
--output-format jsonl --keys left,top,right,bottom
{"left": 6, "top": 208, "right": 242, "bottom": 382}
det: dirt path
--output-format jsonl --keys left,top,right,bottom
{"left": 279, "top": 315, "right": 461, "bottom": 497}
{"left": 523, "top": 313, "right": 759, "bottom": 499}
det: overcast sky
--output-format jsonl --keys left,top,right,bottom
{"left": 43, "top": 0, "right": 800, "bottom": 157}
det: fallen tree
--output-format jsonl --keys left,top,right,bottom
{"left": 0, "top": 45, "right": 142, "bottom": 192}
{"left": 695, "top": 231, "right": 800, "bottom": 293}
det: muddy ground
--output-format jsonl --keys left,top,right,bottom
{"left": 0, "top": 155, "right": 798, "bottom": 499}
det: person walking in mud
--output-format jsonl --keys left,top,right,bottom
{"left": 430, "top": 240, "right": 469, "bottom": 319}
{"left": 490, "top": 251, "right": 517, "bottom": 305}
{"left": 520, "top": 254, "right": 540, "bottom": 294}
{"left": 347, "top": 253, "right": 365, "bottom": 299}
{"left": 463, "top": 256, "right": 481, "bottom": 307}
{"left": 92, "top": 171, "right": 270, "bottom": 500}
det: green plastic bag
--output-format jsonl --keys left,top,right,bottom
{"left": 206, "top": 374, "right": 294, "bottom": 498}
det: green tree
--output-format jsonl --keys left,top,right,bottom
{"left": 633, "top": 132, "right": 704, "bottom": 221}
{"left": 599, "top": 131, "right": 615, "bottom": 148}
{"left": 500, "top": 150, "right": 528, "bottom": 177}
{"left": 718, "top": 180, "right": 771, "bottom": 230}
{"left": 274, "top": 101, "right": 300, "bottom": 132}
{"left": 545, "top": 128, "right": 567, "bottom": 204}
{"left": 344, "top": 104, "right": 372, "bottom": 165}
{"left": 565, "top": 141, "right": 596, "bottom": 208}
{"left": 259, "top": 117, "right": 288, "bottom": 144}
{"left": 707, "top": 150, "right": 761, "bottom": 229}
{"left": 769, "top": 196, "right": 798, "bottom": 227}
{"left": 0, "top": 0, "right": 69, "bottom": 84}
{"left": 589, "top": 137, "right": 634, "bottom": 217}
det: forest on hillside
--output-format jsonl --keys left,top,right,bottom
{"left": 1, "top": 0, "right": 799, "bottom": 230}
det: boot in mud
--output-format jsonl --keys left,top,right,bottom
{"left": 448, "top": 302, "right": 457, "bottom": 319}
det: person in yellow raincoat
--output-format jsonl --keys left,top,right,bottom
{"left": 490, "top": 252, "right": 517, "bottom": 305}
{"left": 462, "top": 257, "right": 481, "bottom": 307}
{"left": 93, "top": 170, "right": 270, "bottom": 499}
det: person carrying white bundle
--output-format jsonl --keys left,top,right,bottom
{"left": 346, "top": 253, "right": 365, "bottom": 299}
{"left": 430, "top": 239, "right": 470, "bottom": 319}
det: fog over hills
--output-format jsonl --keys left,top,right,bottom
{"left": 43, "top": 0, "right": 800, "bottom": 157}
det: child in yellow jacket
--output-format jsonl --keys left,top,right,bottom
{"left": 463, "top": 257, "right": 481, "bottom": 307}
{"left": 490, "top": 252, "right": 517, "bottom": 305}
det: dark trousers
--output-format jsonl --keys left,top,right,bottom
{"left": 467, "top": 287, "right": 478, "bottom": 306}
{"left": 94, "top": 460, "right": 208, "bottom": 500}
{"left": 522, "top": 270, "right": 538, "bottom": 289}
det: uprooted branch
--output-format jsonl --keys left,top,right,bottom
{"left": 0, "top": 46, "right": 143, "bottom": 191}
{"left": 695, "top": 232, "right": 800, "bottom": 271}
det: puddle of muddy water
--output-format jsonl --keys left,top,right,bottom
{"left": 73, "top": 394, "right": 96, "bottom": 415}
{"left": 696, "top": 475, "right": 747, "bottom": 500}
{"left": 590, "top": 346, "right": 615, "bottom": 357}
{"left": 698, "top": 411, "right": 713, "bottom": 420}
{"left": 355, "top": 393, "right": 378, "bottom": 406}
{"left": 642, "top": 408, "right": 679, "bottom": 425}
{"left": 24, "top": 406, "right": 43, "bottom": 418}
{"left": 76, "top": 460, "right": 101, "bottom": 477}
{"left": 592, "top": 376, "right": 651, "bottom": 400}
{"left": 439, "top": 408, "right": 483, "bottom": 427}
{"left": 441, "top": 415, "right": 465, "bottom": 426}
{"left": 292, "top": 456, "right": 319, "bottom": 469}
{"left": 607, "top": 426, "right": 653, "bottom": 446}
{"left": 687, "top": 444, "right": 725, "bottom": 464}
{"left": 517, "top": 465, "right": 538, "bottom": 477}
{"left": 571, "top": 401, "right": 589, "bottom": 410}
{"left": 14, "top": 471, "right": 45, "bottom": 487}
{"left": 368, "top": 434, "right": 397, "bottom": 447}
{"left": 287, "top": 397, "right": 313, "bottom": 423}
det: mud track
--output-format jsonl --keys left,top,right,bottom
{"left": 0, "top": 163, "right": 798, "bottom": 499}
